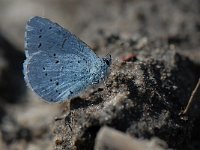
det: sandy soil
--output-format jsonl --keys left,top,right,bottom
{"left": 0, "top": 0, "right": 200, "bottom": 150}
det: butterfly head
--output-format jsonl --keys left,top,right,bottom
{"left": 100, "top": 54, "right": 112, "bottom": 80}
{"left": 102, "top": 54, "right": 112, "bottom": 66}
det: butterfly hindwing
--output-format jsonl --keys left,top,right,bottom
{"left": 24, "top": 51, "right": 91, "bottom": 103}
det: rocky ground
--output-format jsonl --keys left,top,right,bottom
{"left": 0, "top": 0, "right": 200, "bottom": 150}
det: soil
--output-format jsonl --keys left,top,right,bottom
{"left": 0, "top": 0, "right": 200, "bottom": 150}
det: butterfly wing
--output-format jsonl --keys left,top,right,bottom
{"left": 25, "top": 16, "right": 98, "bottom": 61}
{"left": 24, "top": 51, "right": 91, "bottom": 102}
{"left": 24, "top": 16, "right": 99, "bottom": 103}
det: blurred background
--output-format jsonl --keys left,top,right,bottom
{"left": 0, "top": 0, "right": 200, "bottom": 150}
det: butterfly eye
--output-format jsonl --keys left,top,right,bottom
{"left": 105, "top": 59, "right": 110, "bottom": 65}
{"left": 103, "top": 54, "right": 111, "bottom": 66}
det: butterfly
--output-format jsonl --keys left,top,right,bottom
{"left": 23, "top": 16, "right": 111, "bottom": 103}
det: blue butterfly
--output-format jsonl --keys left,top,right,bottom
{"left": 23, "top": 16, "right": 111, "bottom": 103}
